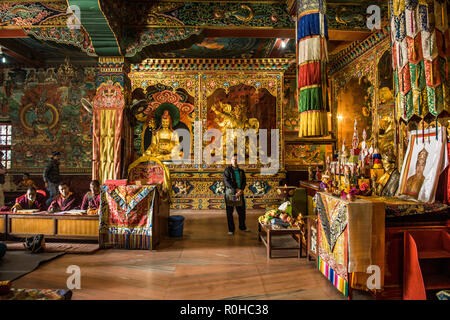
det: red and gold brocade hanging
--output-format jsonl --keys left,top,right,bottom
{"left": 391, "top": 0, "right": 449, "bottom": 122}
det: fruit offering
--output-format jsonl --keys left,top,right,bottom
{"left": 258, "top": 201, "right": 304, "bottom": 229}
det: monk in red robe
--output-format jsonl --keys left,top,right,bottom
{"left": 81, "top": 180, "right": 101, "bottom": 214}
{"left": 48, "top": 182, "right": 79, "bottom": 212}
{"left": 11, "top": 187, "right": 46, "bottom": 212}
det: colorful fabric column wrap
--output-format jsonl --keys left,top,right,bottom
{"left": 297, "top": 0, "right": 329, "bottom": 137}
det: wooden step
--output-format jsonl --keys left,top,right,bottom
{"left": 419, "top": 249, "right": 450, "bottom": 259}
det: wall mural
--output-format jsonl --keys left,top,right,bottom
{"left": 283, "top": 77, "right": 298, "bottom": 133}
{"left": 285, "top": 144, "right": 333, "bottom": 168}
{"left": 0, "top": 67, "right": 95, "bottom": 171}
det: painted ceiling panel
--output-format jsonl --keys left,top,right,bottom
{"left": 159, "top": 37, "right": 293, "bottom": 59}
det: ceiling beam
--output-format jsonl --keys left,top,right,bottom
{"left": 328, "top": 30, "right": 371, "bottom": 42}
{"left": 0, "top": 29, "right": 28, "bottom": 38}
{"left": 204, "top": 28, "right": 295, "bottom": 39}
{"left": 0, "top": 39, "right": 43, "bottom": 67}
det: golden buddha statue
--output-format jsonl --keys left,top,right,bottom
{"left": 374, "top": 149, "right": 398, "bottom": 196}
{"left": 145, "top": 110, "right": 180, "bottom": 161}
{"left": 403, "top": 147, "right": 428, "bottom": 199}
{"left": 378, "top": 115, "right": 395, "bottom": 156}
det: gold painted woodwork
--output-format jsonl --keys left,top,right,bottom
{"left": 57, "top": 219, "right": 99, "bottom": 236}
{"left": 129, "top": 59, "right": 286, "bottom": 169}
{"left": 10, "top": 218, "right": 54, "bottom": 235}
{"left": 0, "top": 217, "right": 4, "bottom": 234}
{"left": 99, "top": 109, "right": 116, "bottom": 183}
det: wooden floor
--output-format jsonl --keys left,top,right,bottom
{"left": 11, "top": 210, "right": 346, "bottom": 300}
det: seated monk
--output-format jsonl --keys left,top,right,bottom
{"left": 81, "top": 180, "right": 101, "bottom": 214}
{"left": 11, "top": 187, "right": 46, "bottom": 212}
{"left": 16, "top": 173, "right": 37, "bottom": 190}
{"left": 47, "top": 182, "right": 79, "bottom": 212}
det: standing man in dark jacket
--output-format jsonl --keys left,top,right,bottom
{"left": 0, "top": 151, "right": 5, "bottom": 207}
{"left": 43, "top": 151, "right": 61, "bottom": 206}
{"left": 223, "top": 154, "right": 250, "bottom": 235}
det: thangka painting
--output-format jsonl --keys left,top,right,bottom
{"left": 285, "top": 144, "right": 333, "bottom": 168}
{"left": 397, "top": 127, "right": 448, "bottom": 203}
{"left": 1, "top": 67, "right": 95, "bottom": 170}
{"left": 336, "top": 76, "right": 373, "bottom": 149}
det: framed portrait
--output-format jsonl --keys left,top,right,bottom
{"left": 397, "top": 127, "right": 448, "bottom": 202}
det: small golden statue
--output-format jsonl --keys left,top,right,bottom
{"left": 374, "top": 148, "right": 397, "bottom": 196}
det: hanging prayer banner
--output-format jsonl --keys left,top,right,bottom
{"left": 390, "top": 0, "right": 449, "bottom": 121}
{"left": 297, "top": 0, "right": 329, "bottom": 137}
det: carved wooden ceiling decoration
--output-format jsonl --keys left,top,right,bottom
{"left": 0, "top": 0, "right": 388, "bottom": 66}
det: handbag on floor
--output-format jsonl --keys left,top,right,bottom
{"left": 23, "top": 234, "right": 45, "bottom": 253}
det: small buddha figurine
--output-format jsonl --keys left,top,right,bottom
{"left": 374, "top": 150, "right": 397, "bottom": 196}
{"left": 145, "top": 110, "right": 181, "bottom": 161}
{"left": 370, "top": 170, "right": 378, "bottom": 195}
{"left": 343, "top": 166, "right": 351, "bottom": 188}
{"left": 308, "top": 166, "right": 314, "bottom": 181}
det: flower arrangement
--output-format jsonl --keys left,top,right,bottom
{"left": 340, "top": 187, "right": 358, "bottom": 201}
{"left": 359, "top": 182, "right": 371, "bottom": 196}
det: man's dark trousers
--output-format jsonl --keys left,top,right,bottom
{"left": 226, "top": 203, "right": 246, "bottom": 232}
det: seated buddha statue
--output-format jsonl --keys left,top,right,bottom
{"left": 378, "top": 115, "right": 395, "bottom": 156}
{"left": 145, "top": 110, "right": 180, "bottom": 161}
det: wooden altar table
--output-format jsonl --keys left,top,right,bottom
{"left": 99, "top": 183, "right": 169, "bottom": 250}
{"left": 314, "top": 192, "right": 449, "bottom": 299}
{"left": 258, "top": 222, "right": 304, "bottom": 260}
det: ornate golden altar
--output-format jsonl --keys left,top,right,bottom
{"left": 126, "top": 59, "right": 291, "bottom": 209}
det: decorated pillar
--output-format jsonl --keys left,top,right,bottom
{"left": 92, "top": 56, "right": 129, "bottom": 183}
{"left": 390, "top": 0, "right": 449, "bottom": 122}
{"left": 296, "top": 0, "right": 329, "bottom": 137}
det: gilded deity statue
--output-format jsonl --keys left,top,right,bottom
{"left": 378, "top": 115, "right": 395, "bottom": 156}
{"left": 145, "top": 110, "right": 180, "bottom": 161}
{"left": 210, "top": 98, "right": 259, "bottom": 158}
{"left": 404, "top": 148, "right": 428, "bottom": 199}
{"left": 374, "top": 149, "right": 399, "bottom": 196}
